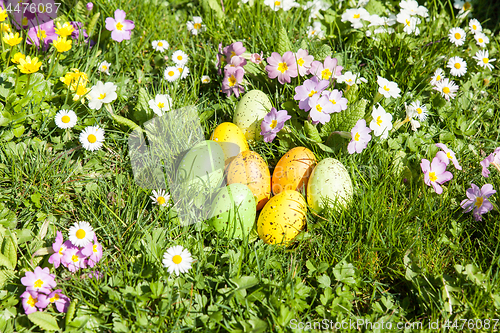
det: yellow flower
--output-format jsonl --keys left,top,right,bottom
{"left": 11, "top": 52, "right": 26, "bottom": 64}
{"left": 55, "top": 22, "right": 74, "bottom": 38}
{"left": 60, "top": 69, "right": 89, "bottom": 91}
{"left": 0, "top": 23, "right": 10, "bottom": 33}
{"left": 3, "top": 32, "right": 23, "bottom": 47}
{"left": 73, "top": 84, "right": 90, "bottom": 101}
{"left": 0, "top": 7, "right": 7, "bottom": 22}
{"left": 17, "top": 56, "right": 42, "bottom": 74}
{"left": 53, "top": 36, "right": 72, "bottom": 53}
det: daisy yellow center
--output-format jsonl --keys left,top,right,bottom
{"left": 158, "top": 42, "right": 163, "bottom": 46}
{"left": 472, "top": 25, "right": 477, "bottom": 30}
{"left": 308, "top": 90, "right": 317, "bottom": 97}
{"left": 158, "top": 102, "right": 165, "bottom": 108}
{"left": 274, "top": 1, "right": 281, "bottom": 6}
{"left": 464, "top": 2, "right": 471, "bottom": 10}
{"left": 61, "top": 115, "right": 71, "bottom": 123}
{"left": 277, "top": 62, "right": 288, "bottom": 73}
{"left": 310, "top": 30, "right": 316, "bottom": 35}
{"left": 316, "top": 104, "right": 322, "bottom": 112}
{"left": 383, "top": 85, "right": 390, "bottom": 91}
{"left": 270, "top": 120, "right": 278, "bottom": 129}
{"left": 354, "top": 132, "right": 360, "bottom": 141}
{"left": 203, "top": 78, "right": 209, "bottom": 82}
{"left": 297, "top": 58, "right": 305, "bottom": 67}
{"left": 168, "top": 70, "right": 175, "bottom": 76}
{"left": 177, "top": 55, "right": 183, "bottom": 61}
{"left": 72, "top": 255, "right": 79, "bottom": 262}
{"left": 76, "top": 229, "right": 86, "bottom": 239}
{"left": 321, "top": 68, "right": 332, "bottom": 80}
{"left": 475, "top": 197, "right": 483, "bottom": 208}
{"left": 416, "top": 108, "right": 422, "bottom": 114}
{"left": 93, "top": 244, "right": 98, "bottom": 252}
{"left": 178, "top": 68, "right": 183, "bottom": 73}
{"left": 483, "top": 58, "right": 489, "bottom": 64}
{"left": 446, "top": 152, "right": 453, "bottom": 159}
{"left": 478, "top": 38, "right": 483, "bottom": 43}
{"left": 228, "top": 75, "right": 237, "bottom": 87}
{"left": 454, "top": 33, "right": 461, "bottom": 40}
{"left": 27, "top": 295, "right": 37, "bottom": 307}
{"left": 193, "top": 23, "right": 202, "bottom": 30}
{"left": 436, "top": 75, "right": 441, "bottom": 81}
{"left": 34, "top": 279, "right": 44, "bottom": 288}
{"left": 376, "top": 116, "right": 383, "bottom": 126}
{"left": 172, "top": 255, "right": 182, "bottom": 264}
{"left": 102, "top": 65, "right": 108, "bottom": 70}
{"left": 454, "top": 63, "right": 461, "bottom": 69}
{"left": 98, "top": 93, "right": 106, "bottom": 100}
{"left": 353, "top": 13, "right": 360, "bottom": 19}
{"left": 50, "top": 293, "right": 60, "bottom": 302}
{"left": 428, "top": 171, "right": 437, "bottom": 182}
{"left": 116, "top": 22, "right": 124, "bottom": 31}
{"left": 87, "top": 134, "right": 97, "bottom": 143}
{"left": 157, "top": 196, "right": 166, "bottom": 205}
{"left": 442, "top": 87, "right": 450, "bottom": 94}
{"left": 37, "top": 29, "right": 47, "bottom": 39}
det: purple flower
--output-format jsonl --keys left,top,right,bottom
{"left": 81, "top": 235, "right": 103, "bottom": 267}
{"left": 87, "top": 2, "right": 94, "bottom": 10}
{"left": 221, "top": 66, "right": 245, "bottom": 97}
{"left": 308, "top": 94, "right": 334, "bottom": 124}
{"left": 420, "top": 157, "right": 453, "bottom": 194}
{"left": 37, "top": 289, "right": 71, "bottom": 313}
{"left": 461, "top": 183, "right": 496, "bottom": 221}
{"left": 322, "top": 89, "right": 348, "bottom": 113}
{"left": 20, "top": 290, "right": 40, "bottom": 315}
{"left": 260, "top": 107, "right": 291, "bottom": 143}
{"left": 21, "top": 267, "right": 57, "bottom": 294}
{"left": 480, "top": 147, "right": 500, "bottom": 177}
{"left": 435, "top": 143, "right": 462, "bottom": 170}
{"left": 70, "top": 21, "right": 89, "bottom": 41}
{"left": 294, "top": 76, "right": 330, "bottom": 111}
{"left": 224, "top": 55, "right": 247, "bottom": 69}
{"left": 250, "top": 52, "right": 264, "bottom": 64}
{"left": 26, "top": 21, "right": 57, "bottom": 50}
{"left": 295, "top": 49, "right": 314, "bottom": 76}
{"left": 265, "top": 51, "right": 298, "bottom": 84}
{"left": 62, "top": 247, "right": 87, "bottom": 273}
{"left": 308, "top": 56, "right": 343, "bottom": 81}
{"left": 223, "top": 42, "right": 246, "bottom": 63}
{"left": 216, "top": 42, "right": 225, "bottom": 76}
{"left": 48, "top": 231, "right": 69, "bottom": 268}
{"left": 105, "top": 9, "right": 135, "bottom": 42}
{"left": 347, "top": 119, "right": 372, "bottom": 154}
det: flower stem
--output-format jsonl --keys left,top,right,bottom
{"left": 46, "top": 52, "right": 60, "bottom": 81}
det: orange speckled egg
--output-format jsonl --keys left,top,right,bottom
{"left": 226, "top": 150, "right": 271, "bottom": 210}
{"left": 210, "top": 122, "right": 249, "bottom": 162}
{"left": 257, "top": 190, "right": 307, "bottom": 245}
{"left": 272, "top": 147, "right": 317, "bottom": 195}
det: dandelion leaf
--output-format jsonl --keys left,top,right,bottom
{"left": 277, "top": 26, "right": 294, "bottom": 55}
{"left": 304, "top": 121, "right": 321, "bottom": 143}
{"left": 87, "top": 12, "right": 100, "bottom": 37}
{"left": 320, "top": 98, "right": 367, "bottom": 137}
{"left": 28, "top": 312, "right": 60, "bottom": 331}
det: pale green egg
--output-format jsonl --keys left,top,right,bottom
{"left": 233, "top": 90, "right": 273, "bottom": 141}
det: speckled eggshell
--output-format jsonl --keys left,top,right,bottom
{"left": 226, "top": 150, "right": 271, "bottom": 210}
{"left": 272, "top": 147, "right": 317, "bottom": 195}
{"left": 210, "top": 122, "right": 249, "bottom": 162}
{"left": 257, "top": 190, "right": 307, "bottom": 245}
{"left": 208, "top": 183, "right": 257, "bottom": 239}
{"left": 306, "top": 158, "right": 353, "bottom": 213}
{"left": 233, "top": 90, "right": 273, "bottom": 141}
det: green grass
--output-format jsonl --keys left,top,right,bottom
{"left": 1, "top": 0, "right": 500, "bottom": 331}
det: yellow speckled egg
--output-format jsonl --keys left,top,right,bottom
{"left": 210, "top": 122, "right": 250, "bottom": 162}
{"left": 226, "top": 150, "right": 271, "bottom": 210}
{"left": 272, "top": 147, "right": 317, "bottom": 195}
{"left": 257, "top": 190, "right": 307, "bottom": 245}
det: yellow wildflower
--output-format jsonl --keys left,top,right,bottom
{"left": 0, "top": 7, "right": 7, "bottom": 22}
{"left": 55, "top": 22, "right": 75, "bottom": 38}
{"left": 17, "top": 56, "right": 42, "bottom": 74}
{"left": 11, "top": 52, "right": 26, "bottom": 64}
{"left": 3, "top": 32, "right": 23, "bottom": 47}
{"left": 53, "top": 36, "right": 72, "bottom": 53}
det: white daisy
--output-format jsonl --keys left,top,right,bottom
{"left": 430, "top": 68, "right": 445, "bottom": 86}
{"left": 453, "top": 0, "right": 472, "bottom": 12}
{"left": 473, "top": 50, "right": 496, "bottom": 71}
{"left": 162, "top": 245, "right": 193, "bottom": 275}
{"left": 98, "top": 61, "right": 111, "bottom": 75}
{"left": 152, "top": 40, "right": 169, "bottom": 52}
{"left": 400, "top": 0, "right": 429, "bottom": 17}
{"left": 447, "top": 56, "right": 467, "bottom": 77}
{"left": 410, "top": 100, "right": 428, "bottom": 121}
{"left": 68, "top": 221, "right": 95, "bottom": 247}
{"left": 448, "top": 27, "right": 466, "bottom": 46}
{"left": 377, "top": 76, "right": 401, "bottom": 98}
{"left": 341, "top": 8, "right": 370, "bottom": 29}
{"left": 186, "top": 16, "right": 206, "bottom": 35}
{"left": 396, "top": 12, "right": 420, "bottom": 35}
{"left": 201, "top": 75, "right": 211, "bottom": 84}
{"left": 434, "top": 78, "right": 459, "bottom": 101}
{"left": 307, "top": 21, "right": 324, "bottom": 38}
{"left": 149, "top": 189, "right": 171, "bottom": 207}
{"left": 404, "top": 104, "right": 421, "bottom": 131}
{"left": 87, "top": 81, "right": 118, "bottom": 110}
{"left": 469, "top": 19, "right": 482, "bottom": 34}
{"left": 474, "top": 32, "right": 489, "bottom": 47}
{"left": 79, "top": 126, "right": 105, "bottom": 152}
{"left": 338, "top": 71, "right": 367, "bottom": 85}
{"left": 264, "top": 0, "right": 300, "bottom": 12}
{"left": 172, "top": 50, "right": 188, "bottom": 66}
{"left": 54, "top": 109, "right": 77, "bottom": 129}
{"left": 177, "top": 66, "right": 190, "bottom": 79}
{"left": 148, "top": 94, "right": 173, "bottom": 116}
{"left": 164, "top": 66, "right": 181, "bottom": 82}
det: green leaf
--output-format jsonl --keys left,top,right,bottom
{"left": 12, "top": 125, "right": 25, "bottom": 138}
{"left": 364, "top": 0, "right": 387, "bottom": 15}
{"left": 207, "top": 0, "right": 224, "bottom": 20}
{"left": 311, "top": 44, "right": 332, "bottom": 62}
{"left": 230, "top": 276, "right": 259, "bottom": 290}
{"left": 28, "top": 312, "right": 60, "bottom": 331}
{"left": 277, "top": 26, "right": 293, "bottom": 55}
{"left": 65, "top": 299, "right": 78, "bottom": 327}
{"left": 304, "top": 121, "right": 321, "bottom": 142}
{"left": 0, "top": 110, "right": 12, "bottom": 127}
{"left": 0, "top": 204, "right": 16, "bottom": 228}
{"left": 112, "top": 114, "right": 141, "bottom": 132}
{"left": 30, "top": 193, "right": 42, "bottom": 208}
{"left": 316, "top": 142, "right": 335, "bottom": 153}
{"left": 0, "top": 253, "right": 13, "bottom": 270}
{"left": 1, "top": 234, "right": 16, "bottom": 270}
{"left": 317, "top": 274, "right": 331, "bottom": 288}
{"left": 87, "top": 12, "right": 101, "bottom": 37}
{"left": 321, "top": 98, "right": 367, "bottom": 136}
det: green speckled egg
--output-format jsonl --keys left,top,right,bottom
{"left": 208, "top": 183, "right": 257, "bottom": 239}
{"left": 233, "top": 90, "right": 273, "bottom": 141}
{"left": 307, "top": 158, "right": 353, "bottom": 213}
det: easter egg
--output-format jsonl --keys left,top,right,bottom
{"left": 233, "top": 90, "right": 273, "bottom": 141}
{"left": 257, "top": 190, "right": 307, "bottom": 245}
{"left": 210, "top": 122, "right": 249, "bottom": 162}
{"left": 272, "top": 147, "right": 317, "bottom": 195}
{"left": 306, "top": 158, "right": 353, "bottom": 213}
{"left": 226, "top": 150, "right": 271, "bottom": 210}
{"left": 208, "top": 183, "right": 257, "bottom": 239}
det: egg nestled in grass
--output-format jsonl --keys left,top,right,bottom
{"left": 233, "top": 90, "right": 273, "bottom": 141}
{"left": 272, "top": 147, "right": 316, "bottom": 195}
